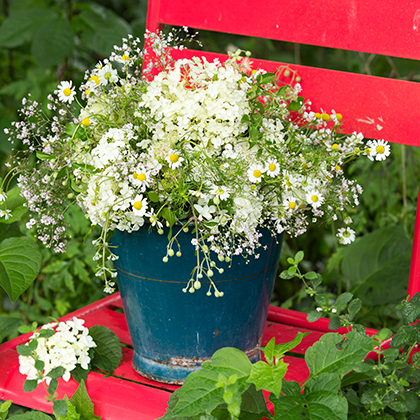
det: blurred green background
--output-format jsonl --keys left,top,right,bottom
{"left": 0, "top": 0, "right": 420, "bottom": 345}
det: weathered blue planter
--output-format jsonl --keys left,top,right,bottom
{"left": 111, "top": 224, "right": 283, "bottom": 384}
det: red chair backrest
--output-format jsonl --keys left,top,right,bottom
{"left": 146, "top": 0, "right": 420, "bottom": 298}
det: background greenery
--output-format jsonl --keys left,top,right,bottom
{"left": 0, "top": 0, "right": 419, "bottom": 345}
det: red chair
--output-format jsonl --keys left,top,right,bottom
{"left": 1, "top": 1, "right": 420, "bottom": 418}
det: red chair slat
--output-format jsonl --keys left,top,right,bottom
{"left": 150, "top": 0, "right": 420, "bottom": 60}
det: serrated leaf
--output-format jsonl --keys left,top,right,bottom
{"left": 53, "top": 399, "right": 68, "bottom": 417}
{"left": 247, "top": 359, "right": 288, "bottom": 394}
{"left": 70, "top": 379, "right": 100, "bottom": 420}
{"left": 31, "top": 16, "right": 74, "bottom": 67}
{"left": 348, "top": 298, "right": 362, "bottom": 317}
{"left": 305, "top": 332, "right": 373, "bottom": 380}
{"left": 34, "top": 359, "right": 44, "bottom": 372}
{"left": 279, "top": 270, "right": 294, "bottom": 280}
{"left": 0, "top": 8, "right": 57, "bottom": 48}
{"left": 16, "top": 344, "right": 32, "bottom": 356}
{"left": 304, "top": 271, "right": 318, "bottom": 280}
{"left": 0, "top": 400, "right": 12, "bottom": 413}
{"left": 271, "top": 332, "right": 309, "bottom": 359}
{"left": 306, "top": 372, "right": 341, "bottom": 394}
{"left": 307, "top": 310, "right": 323, "bottom": 323}
{"left": 334, "top": 292, "right": 353, "bottom": 309}
{"left": 55, "top": 401, "right": 80, "bottom": 420}
{"left": 261, "top": 337, "right": 275, "bottom": 365}
{"left": 342, "top": 226, "right": 410, "bottom": 306}
{"left": 168, "top": 348, "right": 252, "bottom": 417}
{"left": 0, "top": 236, "right": 42, "bottom": 302}
{"left": 48, "top": 378, "right": 58, "bottom": 396}
{"left": 70, "top": 365, "right": 89, "bottom": 384}
{"left": 390, "top": 324, "right": 420, "bottom": 348}
{"left": 271, "top": 380, "right": 348, "bottom": 420}
{"left": 7, "top": 411, "right": 53, "bottom": 420}
{"left": 328, "top": 316, "right": 342, "bottom": 330}
{"left": 89, "top": 325, "right": 122, "bottom": 374}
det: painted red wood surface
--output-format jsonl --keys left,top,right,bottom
{"left": 0, "top": 293, "right": 358, "bottom": 419}
{"left": 148, "top": 0, "right": 420, "bottom": 61}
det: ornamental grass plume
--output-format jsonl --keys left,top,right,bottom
{"left": 2, "top": 29, "right": 390, "bottom": 296}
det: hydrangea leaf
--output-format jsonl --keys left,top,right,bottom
{"left": 0, "top": 237, "right": 42, "bottom": 302}
{"left": 89, "top": 325, "right": 122, "bottom": 375}
{"left": 305, "top": 332, "right": 373, "bottom": 380}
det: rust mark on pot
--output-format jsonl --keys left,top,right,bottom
{"left": 213, "top": 328, "right": 219, "bottom": 337}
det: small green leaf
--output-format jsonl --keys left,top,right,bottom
{"left": 334, "top": 292, "right": 353, "bottom": 309}
{"left": 307, "top": 310, "right": 322, "bottom": 323}
{"left": 35, "top": 151, "right": 55, "bottom": 160}
{"left": 0, "top": 400, "right": 12, "bottom": 414}
{"left": 23, "top": 379, "right": 39, "bottom": 392}
{"left": 48, "top": 378, "right": 58, "bottom": 396}
{"left": 248, "top": 359, "right": 288, "bottom": 395}
{"left": 16, "top": 344, "right": 33, "bottom": 356}
{"left": 286, "top": 257, "right": 294, "bottom": 264}
{"left": 261, "top": 337, "right": 275, "bottom": 365}
{"left": 279, "top": 270, "right": 294, "bottom": 280}
{"left": 38, "top": 328, "right": 55, "bottom": 339}
{"left": 304, "top": 271, "right": 317, "bottom": 280}
{"left": 48, "top": 366, "right": 65, "bottom": 379}
{"left": 34, "top": 359, "right": 44, "bottom": 372}
{"left": 348, "top": 298, "right": 362, "bottom": 317}
{"left": 328, "top": 316, "right": 342, "bottom": 330}
{"left": 294, "top": 251, "right": 304, "bottom": 264}
{"left": 287, "top": 266, "right": 296, "bottom": 276}
{"left": 272, "top": 332, "right": 309, "bottom": 359}
{"left": 147, "top": 191, "right": 159, "bottom": 203}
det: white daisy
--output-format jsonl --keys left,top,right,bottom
{"left": 56, "top": 81, "right": 76, "bottom": 104}
{"left": 248, "top": 164, "right": 264, "bottom": 183}
{"left": 306, "top": 190, "right": 324, "bottom": 209}
{"left": 210, "top": 185, "right": 230, "bottom": 201}
{"left": 194, "top": 204, "right": 215, "bottom": 221}
{"left": 367, "top": 139, "right": 391, "bottom": 162}
{"left": 146, "top": 209, "right": 163, "bottom": 228}
{"left": 132, "top": 169, "right": 152, "bottom": 190}
{"left": 265, "top": 159, "right": 280, "bottom": 177}
{"left": 131, "top": 194, "right": 148, "bottom": 217}
{"left": 98, "top": 64, "right": 118, "bottom": 86}
{"left": 166, "top": 151, "right": 184, "bottom": 169}
{"left": 282, "top": 195, "right": 299, "bottom": 212}
{"left": 337, "top": 227, "right": 356, "bottom": 245}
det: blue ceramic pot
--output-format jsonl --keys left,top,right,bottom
{"left": 111, "top": 224, "right": 283, "bottom": 384}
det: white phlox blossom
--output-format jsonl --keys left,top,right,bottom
{"left": 18, "top": 317, "right": 96, "bottom": 384}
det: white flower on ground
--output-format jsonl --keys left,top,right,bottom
{"left": 166, "top": 151, "right": 184, "bottom": 169}
{"left": 56, "top": 81, "right": 76, "bottom": 104}
{"left": 194, "top": 204, "right": 215, "bottom": 221}
{"left": 337, "top": 227, "right": 356, "bottom": 244}
{"left": 306, "top": 191, "right": 324, "bottom": 209}
{"left": 132, "top": 194, "right": 148, "bottom": 217}
{"left": 98, "top": 64, "right": 118, "bottom": 86}
{"left": 264, "top": 159, "right": 280, "bottom": 177}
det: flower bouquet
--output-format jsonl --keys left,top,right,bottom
{"left": 2, "top": 29, "right": 391, "bottom": 383}
{"left": 3, "top": 29, "right": 390, "bottom": 297}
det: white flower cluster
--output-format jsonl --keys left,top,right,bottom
{"left": 18, "top": 317, "right": 96, "bottom": 383}
{"left": 5, "top": 30, "right": 391, "bottom": 295}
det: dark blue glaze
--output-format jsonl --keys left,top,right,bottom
{"left": 111, "top": 224, "right": 283, "bottom": 384}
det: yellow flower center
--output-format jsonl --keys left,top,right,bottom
{"left": 133, "top": 171, "right": 138, "bottom": 179}
{"left": 253, "top": 169, "right": 262, "bottom": 178}
{"left": 335, "top": 165, "right": 341, "bottom": 171}
{"left": 137, "top": 173, "right": 147, "bottom": 181}
{"left": 376, "top": 145, "right": 385, "bottom": 154}
{"left": 170, "top": 153, "right": 179, "bottom": 163}
{"left": 311, "top": 195, "right": 319, "bottom": 203}
{"left": 366, "top": 149, "right": 371, "bottom": 156}
{"left": 268, "top": 163, "right": 276, "bottom": 172}
{"left": 343, "top": 230, "right": 351, "bottom": 238}
{"left": 314, "top": 112, "right": 321, "bottom": 119}
{"left": 89, "top": 75, "right": 100, "bottom": 85}
{"left": 104, "top": 71, "right": 112, "bottom": 80}
{"left": 302, "top": 163, "right": 307, "bottom": 170}
{"left": 336, "top": 113, "right": 343, "bottom": 121}
{"left": 286, "top": 180, "right": 292, "bottom": 187}
{"left": 322, "top": 113, "right": 331, "bottom": 121}
{"left": 122, "top": 54, "right": 130, "bottom": 61}
{"left": 81, "top": 118, "right": 90, "bottom": 127}
{"left": 85, "top": 89, "right": 90, "bottom": 96}
{"left": 63, "top": 88, "right": 72, "bottom": 96}
{"left": 288, "top": 202, "right": 296, "bottom": 209}
{"left": 355, "top": 147, "right": 360, "bottom": 153}
{"left": 133, "top": 201, "right": 143, "bottom": 210}
{"left": 331, "top": 144, "right": 338, "bottom": 150}
{"left": 216, "top": 188, "right": 224, "bottom": 196}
